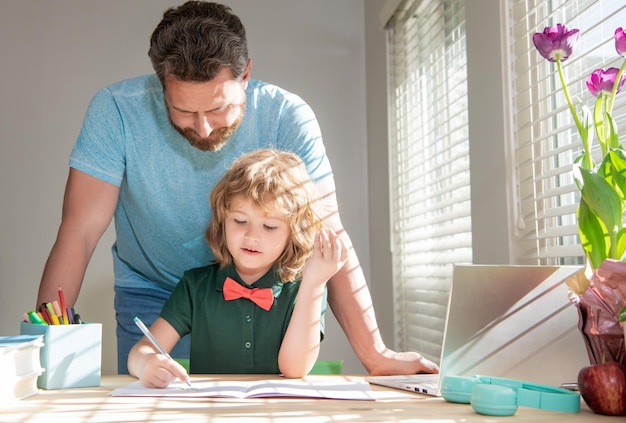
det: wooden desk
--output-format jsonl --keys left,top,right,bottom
{"left": 1, "top": 374, "right": 605, "bottom": 422}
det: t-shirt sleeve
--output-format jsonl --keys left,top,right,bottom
{"left": 160, "top": 272, "right": 194, "bottom": 338}
{"left": 69, "top": 88, "right": 126, "bottom": 186}
{"left": 275, "top": 92, "right": 334, "bottom": 184}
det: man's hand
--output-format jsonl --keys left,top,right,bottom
{"left": 367, "top": 350, "right": 440, "bottom": 376}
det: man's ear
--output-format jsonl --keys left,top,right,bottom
{"left": 242, "top": 59, "right": 252, "bottom": 88}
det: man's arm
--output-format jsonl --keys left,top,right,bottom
{"left": 36, "top": 168, "right": 119, "bottom": 307}
{"left": 314, "top": 177, "right": 440, "bottom": 375}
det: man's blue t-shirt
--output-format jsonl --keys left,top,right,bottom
{"left": 69, "top": 74, "right": 333, "bottom": 292}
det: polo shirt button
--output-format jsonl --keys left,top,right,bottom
{"left": 246, "top": 315, "right": 252, "bottom": 322}
{"left": 245, "top": 341, "right": 251, "bottom": 349}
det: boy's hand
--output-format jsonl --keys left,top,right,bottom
{"left": 139, "top": 353, "right": 189, "bottom": 388}
{"left": 303, "top": 228, "right": 348, "bottom": 285}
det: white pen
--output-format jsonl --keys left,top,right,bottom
{"left": 133, "top": 316, "right": 193, "bottom": 388}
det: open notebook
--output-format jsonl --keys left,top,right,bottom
{"left": 366, "top": 265, "right": 590, "bottom": 396}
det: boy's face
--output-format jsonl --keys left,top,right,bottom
{"left": 163, "top": 66, "right": 247, "bottom": 152}
{"left": 225, "top": 196, "right": 290, "bottom": 283}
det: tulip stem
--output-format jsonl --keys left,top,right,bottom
{"left": 607, "top": 59, "right": 626, "bottom": 114}
{"left": 556, "top": 57, "right": 592, "bottom": 168}
{"left": 556, "top": 58, "right": 584, "bottom": 139}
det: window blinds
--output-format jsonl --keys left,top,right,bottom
{"left": 506, "top": 0, "right": 626, "bottom": 264}
{"left": 386, "top": 0, "right": 470, "bottom": 363}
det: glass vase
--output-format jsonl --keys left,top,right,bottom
{"left": 575, "top": 260, "right": 626, "bottom": 366}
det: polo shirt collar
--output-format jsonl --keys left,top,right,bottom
{"left": 218, "top": 264, "right": 285, "bottom": 299}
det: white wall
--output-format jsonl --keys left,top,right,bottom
{"left": 0, "top": 0, "right": 371, "bottom": 375}
{"left": 364, "top": 1, "right": 394, "bottom": 347}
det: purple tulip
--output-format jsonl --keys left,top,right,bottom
{"left": 586, "top": 68, "right": 625, "bottom": 97}
{"left": 616, "top": 27, "right": 626, "bottom": 57}
{"left": 533, "top": 23, "right": 580, "bottom": 62}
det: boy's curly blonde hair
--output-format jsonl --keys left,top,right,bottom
{"left": 206, "top": 149, "right": 325, "bottom": 282}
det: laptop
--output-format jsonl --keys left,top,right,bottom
{"left": 366, "top": 265, "right": 590, "bottom": 396}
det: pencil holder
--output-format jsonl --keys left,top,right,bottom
{"left": 20, "top": 321, "right": 102, "bottom": 389}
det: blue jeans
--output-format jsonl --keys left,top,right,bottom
{"left": 114, "top": 285, "right": 190, "bottom": 374}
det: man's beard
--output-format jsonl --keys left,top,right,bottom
{"left": 169, "top": 103, "right": 245, "bottom": 152}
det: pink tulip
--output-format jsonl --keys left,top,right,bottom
{"left": 533, "top": 23, "right": 580, "bottom": 62}
{"left": 616, "top": 27, "right": 626, "bottom": 57}
{"left": 586, "top": 68, "right": 625, "bottom": 97}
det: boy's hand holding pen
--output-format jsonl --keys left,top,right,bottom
{"left": 133, "top": 316, "right": 193, "bottom": 388}
{"left": 23, "top": 285, "right": 83, "bottom": 325}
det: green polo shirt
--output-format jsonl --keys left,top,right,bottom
{"left": 160, "top": 263, "right": 327, "bottom": 374}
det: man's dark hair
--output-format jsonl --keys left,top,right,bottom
{"left": 148, "top": 1, "right": 248, "bottom": 83}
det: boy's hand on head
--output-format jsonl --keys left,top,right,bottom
{"left": 304, "top": 229, "right": 348, "bottom": 284}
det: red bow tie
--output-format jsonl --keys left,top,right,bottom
{"left": 223, "top": 277, "right": 274, "bottom": 311}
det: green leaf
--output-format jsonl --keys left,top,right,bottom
{"left": 572, "top": 161, "right": 584, "bottom": 191}
{"left": 596, "top": 153, "right": 612, "bottom": 179}
{"left": 580, "top": 167, "right": 623, "bottom": 235}
{"left": 578, "top": 105, "right": 595, "bottom": 170}
{"left": 606, "top": 112, "right": 621, "bottom": 150}
{"left": 593, "top": 95, "right": 606, "bottom": 155}
{"left": 616, "top": 227, "right": 626, "bottom": 261}
{"left": 609, "top": 148, "right": 626, "bottom": 200}
{"left": 620, "top": 305, "right": 626, "bottom": 322}
{"left": 577, "top": 199, "right": 608, "bottom": 269}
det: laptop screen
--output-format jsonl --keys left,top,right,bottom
{"left": 438, "top": 265, "right": 589, "bottom": 386}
